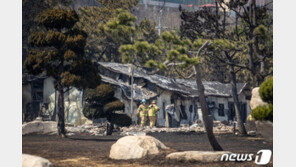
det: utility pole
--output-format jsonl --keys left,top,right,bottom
{"left": 155, "top": 9, "right": 167, "bottom": 36}
{"left": 129, "top": 64, "right": 136, "bottom": 124}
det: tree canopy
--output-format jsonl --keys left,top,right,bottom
{"left": 77, "top": 2, "right": 158, "bottom": 62}
{"left": 24, "top": 8, "right": 101, "bottom": 90}
{"left": 83, "top": 84, "right": 124, "bottom": 119}
{"left": 22, "top": 0, "right": 74, "bottom": 62}
{"left": 82, "top": 84, "right": 130, "bottom": 135}
{"left": 76, "top": 0, "right": 139, "bottom": 61}
{"left": 259, "top": 77, "right": 273, "bottom": 104}
{"left": 24, "top": 8, "right": 101, "bottom": 136}
{"left": 179, "top": 1, "right": 273, "bottom": 86}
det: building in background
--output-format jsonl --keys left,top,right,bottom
{"left": 68, "top": 0, "right": 272, "bottom": 34}
{"left": 22, "top": 62, "right": 252, "bottom": 127}
{"left": 96, "top": 62, "right": 252, "bottom": 126}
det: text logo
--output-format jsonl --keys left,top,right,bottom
{"left": 221, "top": 149, "right": 272, "bottom": 165}
{"left": 254, "top": 150, "right": 272, "bottom": 165}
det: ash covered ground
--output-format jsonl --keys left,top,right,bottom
{"left": 22, "top": 132, "right": 272, "bottom": 167}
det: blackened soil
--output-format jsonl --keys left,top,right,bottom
{"left": 22, "top": 132, "right": 272, "bottom": 167}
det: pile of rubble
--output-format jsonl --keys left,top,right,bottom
{"left": 119, "top": 121, "right": 234, "bottom": 136}
{"left": 120, "top": 126, "right": 204, "bottom": 136}
{"left": 212, "top": 121, "right": 235, "bottom": 134}
{"left": 23, "top": 119, "right": 235, "bottom": 136}
{"left": 66, "top": 123, "right": 108, "bottom": 136}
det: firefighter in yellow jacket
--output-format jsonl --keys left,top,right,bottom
{"left": 137, "top": 99, "right": 149, "bottom": 127}
{"left": 148, "top": 100, "right": 160, "bottom": 127}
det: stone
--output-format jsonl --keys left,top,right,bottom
{"left": 255, "top": 121, "right": 273, "bottom": 142}
{"left": 245, "top": 120, "right": 257, "bottom": 132}
{"left": 250, "top": 87, "right": 268, "bottom": 110}
{"left": 166, "top": 151, "right": 231, "bottom": 162}
{"left": 109, "top": 136, "right": 169, "bottom": 160}
{"left": 22, "top": 154, "right": 52, "bottom": 167}
{"left": 22, "top": 121, "right": 57, "bottom": 135}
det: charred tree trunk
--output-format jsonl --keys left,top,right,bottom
{"left": 229, "top": 65, "right": 247, "bottom": 135}
{"left": 256, "top": 58, "right": 265, "bottom": 85}
{"left": 248, "top": 33, "right": 256, "bottom": 76}
{"left": 106, "top": 115, "right": 114, "bottom": 135}
{"left": 249, "top": 0, "right": 264, "bottom": 86}
{"left": 194, "top": 65, "right": 223, "bottom": 151}
{"left": 57, "top": 86, "right": 66, "bottom": 137}
{"left": 249, "top": 33, "right": 265, "bottom": 85}
{"left": 106, "top": 122, "right": 114, "bottom": 135}
{"left": 254, "top": 37, "right": 266, "bottom": 85}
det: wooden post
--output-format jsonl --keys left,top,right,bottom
{"left": 165, "top": 105, "right": 169, "bottom": 127}
{"left": 51, "top": 90, "right": 57, "bottom": 121}
{"left": 233, "top": 121, "right": 236, "bottom": 134}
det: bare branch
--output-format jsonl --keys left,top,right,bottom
{"left": 63, "top": 87, "right": 72, "bottom": 94}
{"left": 195, "top": 41, "right": 209, "bottom": 57}
{"left": 234, "top": 66, "right": 243, "bottom": 74}
{"left": 230, "top": 51, "right": 237, "bottom": 59}
{"left": 208, "top": 51, "right": 250, "bottom": 71}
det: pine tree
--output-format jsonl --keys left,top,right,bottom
{"left": 206, "top": 38, "right": 249, "bottom": 135}
{"left": 179, "top": 3, "right": 272, "bottom": 135}
{"left": 76, "top": 0, "right": 140, "bottom": 62}
{"left": 83, "top": 84, "right": 128, "bottom": 135}
{"left": 24, "top": 8, "right": 101, "bottom": 137}
{"left": 22, "top": 0, "right": 74, "bottom": 62}
{"left": 119, "top": 31, "right": 223, "bottom": 151}
{"left": 179, "top": 1, "right": 273, "bottom": 86}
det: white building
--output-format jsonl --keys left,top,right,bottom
{"left": 22, "top": 62, "right": 252, "bottom": 127}
{"left": 97, "top": 62, "right": 252, "bottom": 127}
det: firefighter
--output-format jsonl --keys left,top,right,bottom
{"left": 148, "top": 100, "right": 160, "bottom": 128}
{"left": 137, "top": 99, "right": 149, "bottom": 127}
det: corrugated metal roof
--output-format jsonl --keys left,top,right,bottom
{"left": 97, "top": 62, "right": 247, "bottom": 100}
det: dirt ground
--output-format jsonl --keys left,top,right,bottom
{"left": 22, "top": 132, "right": 273, "bottom": 167}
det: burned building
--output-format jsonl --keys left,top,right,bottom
{"left": 22, "top": 74, "right": 88, "bottom": 125}
{"left": 97, "top": 62, "right": 252, "bottom": 127}
{"left": 22, "top": 74, "right": 55, "bottom": 122}
{"left": 23, "top": 62, "right": 252, "bottom": 127}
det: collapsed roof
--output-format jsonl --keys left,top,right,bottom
{"left": 97, "top": 62, "right": 247, "bottom": 101}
